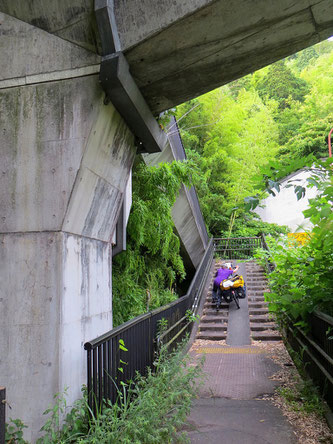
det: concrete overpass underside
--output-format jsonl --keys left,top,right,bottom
{"left": 1, "top": 0, "right": 333, "bottom": 114}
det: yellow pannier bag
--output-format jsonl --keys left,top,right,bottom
{"left": 220, "top": 279, "right": 233, "bottom": 291}
{"left": 220, "top": 275, "right": 245, "bottom": 291}
{"left": 232, "top": 274, "right": 244, "bottom": 288}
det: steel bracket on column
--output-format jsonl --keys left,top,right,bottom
{"left": 95, "top": 0, "right": 167, "bottom": 154}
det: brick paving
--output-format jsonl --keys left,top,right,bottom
{"left": 192, "top": 345, "right": 280, "bottom": 399}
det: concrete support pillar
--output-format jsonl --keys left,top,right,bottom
{"left": 0, "top": 13, "right": 135, "bottom": 441}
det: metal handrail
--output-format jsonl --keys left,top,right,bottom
{"left": 213, "top": 236, "right": 262, "bottom": 260}
{"left": 84, "top": 238, "right": 214, "bottom": 411}
{"left": 85, "top": 239, "right": 214, "bottom": 351}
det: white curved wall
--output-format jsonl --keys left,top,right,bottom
{"left": 255, "top": 170, "right": 318, "bottom": 232}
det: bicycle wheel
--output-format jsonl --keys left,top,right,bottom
{"left": 232, "top": 290, "right": 240, "bottom": 309}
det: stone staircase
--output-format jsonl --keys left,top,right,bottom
{"left": 246, "top": 260, "right": 282, "bottom": 341}
{"left": 196, "top": 260, "right": 281, "bottom": 342}
{"left": 197, "top": 262, "right": 228, "bottom": 340}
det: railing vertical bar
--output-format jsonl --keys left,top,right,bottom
{"left": 87, "top": 349, "right": 92, "bottom": 411}
{"left": 107, "top": 339, "right": 112, "bottom": 401}
{"left": 92, "top": 348, "right": 98, "bottom": 412}
{"left": 98, "top": 345, "right": 103, "bottom": 409}
{"left": 0, "top": 387, "right": 5, "bottom": 444}
{"left": 111, "top": 336, "right": 118, "bottom": 404}
{"left": 102, "top": 342, "right": 107, "bottom": 402}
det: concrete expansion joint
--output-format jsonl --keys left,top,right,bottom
{"left": 0, "top": 230, "right": 62, "bottom": 236}
{"left": 61, "top": 230, "right": 112, "bottom": 243}
{"left": 0, "top": 65, "right": 101, "bottom": 90}
{"left": 84, "top": 166, "right": 123, "bottom": 193}
{"left": 0, "top": 230, "right": 110, "bottom": 243}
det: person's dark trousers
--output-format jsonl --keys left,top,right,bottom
{"left": 212, "top": 282, "right": 219, "bottom": 302}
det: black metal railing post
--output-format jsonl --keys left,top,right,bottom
{"left": 0, "top": 387, "right": 5, "bottom": 444}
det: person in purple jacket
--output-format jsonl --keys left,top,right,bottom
{"left": 212, "top": 263, "right": 239, "bottom": 305}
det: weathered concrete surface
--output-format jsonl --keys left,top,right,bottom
{"left": 187, "top": 399, "right": 296, "bottom": 443}
{"left": 63, "top": 98, "right": 135, "bottom": 241}
{"left": 0, "top": 1, "right": 100, "bottom": 53}
{"left": 0, "top": 11, "right": 135, "bottom": 442}
{"left": 0, "top": 12, "right": 100, "bottom": 83}
{"left": 0, "top": 232, "right": 112, "bottom": 441}
{"left": 0, "top": 76, "right": 98, "bottom": 233}
{"left": 2, "top": 1, "right": 332, "bottom": 114}
{"left": 60, "top": 233, "right": 113, "bottom": 401}
{"left": 0, "top": 75, "right": 135, "bottom": 239}
{"left": 0, "top": 233, "right": 61, "bottom": 438}
{"left": 124, "top": 0, "right": 333, "bottom": 113}
{"left": 172, "top": 186, "right": 207, "bottom": 269}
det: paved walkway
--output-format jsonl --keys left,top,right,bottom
{"left": 186, "top": 260, "right": 297, "bottom": 443}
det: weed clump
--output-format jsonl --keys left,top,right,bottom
{"left": 34, "top": 342, "right": 204, "bottom": 443}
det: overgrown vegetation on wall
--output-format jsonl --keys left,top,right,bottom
{"left": 112, "top": 160, "right": 194, "bottom": 326}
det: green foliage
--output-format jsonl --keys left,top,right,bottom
{"left": 278, "top": 380, "right": 326, "bottom": 416}
{"left": 5, "top": 418, "right": 29, "bottom": 444}
{"left": 112, "top": 160, "right": 194, "bottom": 326}
{"left": 77, "top": 342, "right": 204, "bottom": 444}
{"left": 255, "top": 60, "right": 310, "bottom": 109}
{"left": 254, "top": 159, "right": 333, "bottom": 322}
{"left": 231, "top": 214, "right": 289, "bottom": 238}
{"left": 278, "top": 345, "right": 327, "bottom": 416}
{"left": 282, "top": 114, "right": 333, "bottom": 159}
{"left": 176, "top": 86, "right": 281, "bottom": 236}
{"left": 19, "top": 341, "right": 203, "bottom": 444}
{"left": 157, "top": 108, "right": 176, "bottom": 129}
{"left": 185, "top": 309, "right": 200, "bottom": 323}
{"left": 36, "top": 388, "right": 89, "bottom": 443}
{"left": 175, "top": 42, "right": 333, "bottom": 238}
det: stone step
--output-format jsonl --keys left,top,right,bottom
{"left": 247, "top": 291, "right": 266, "bottom": 296}
{"left": 199, "top": 324, "right": 228, "bottom": 331}
{"left": 196, "top": 331, "right": 227, "bottom": 340}
{"left": 248, "top": 308, "right": 269, "bottom": 315}
{"left": 248, "top": 302, "right": 269, "bottom": 308}
{"left": 204, "top": 309, "right": 229, "bottom": 316}
{"left": 206, "top": 297, "right": 229, "bottom": 305}
{"left": 251, "top": 332, "right": 282, "bottom": 341}
{"left": 205, "top": 299, "right": 229, "bottom": 305}
{"left": 247, "top": 280, "right": 267, "bottom": 284}
{"left": 248, "top": 297, "right": 266, "bottom": 302}
{"left": 249, "top": 315, "right": 273, "bottom": 323}
{"left": 246, "top": 285, "right": 267, "bottom": 292}
{"left": 250, "top": 324, "right": 277, "bottom": 331}
{"left": 204, "top": 305, "right": 229, "bottom": 311}
{"left": 200, "top": 317, "right": 228, "bottom": 324}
